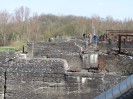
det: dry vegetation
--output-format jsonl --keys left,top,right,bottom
{"left": 0, "top": 6, "right": 133, "bottom": 47}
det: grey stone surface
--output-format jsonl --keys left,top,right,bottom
{"left": 0, "top": 55, "right": 67, "bottom": 99}
{"left": 0, "top": 36, "right": 132, "bottom": 99}
{"left": 27, "top": 40, "right": 83, "bottom": 72}
{"left": 105, "top": 54, "right": 133, "bottom": 76}
{"left": 0, "top": 67, "right": 4, "bottom": 93}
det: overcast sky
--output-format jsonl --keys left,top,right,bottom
{"left": 0, "top": 0, "right": 133, "bottom": 20}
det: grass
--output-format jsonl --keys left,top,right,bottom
{"left": 0, "top": 46, "right": 20, "bottom": 52}
{"left": 0, "top": 41, "right": 24, "bottom": 52}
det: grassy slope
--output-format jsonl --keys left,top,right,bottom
{"left": 0, "top": 46, "right": 20, "bottom": 52}
{"left": 0, "top": 41, "right": 24, "bottom": 52}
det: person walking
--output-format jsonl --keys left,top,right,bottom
{"left": 93, "top": 34, "right": 97, "bottom": 46}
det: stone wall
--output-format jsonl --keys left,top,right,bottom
{"left": 33, "top": 42, "right": 80, "bottom": 57}
{"left": 0, "top": 67, "right": 4, "bottom": 99}
{"left": 0, "top": 52, "right": 15, "bottom": 99}
{"left": 0, "top": 57, "right": 67, "bottom": 99}
{"left": 27, "top": 40, "right": 82, "bottom": 72}
{"left": 1, "top": 37, "right": 132, "bottom": 99}
{"left": 47, "top": 53, "right": 82, "bottom": 71}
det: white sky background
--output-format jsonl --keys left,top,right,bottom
{"left": 0, "top": 0, "right": 133, "bottom": 20}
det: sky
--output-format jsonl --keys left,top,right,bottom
{"left": 0, "top": 0, "right": 133, "bottom": 20}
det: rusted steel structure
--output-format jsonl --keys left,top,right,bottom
{"left": 118, "top": 34, "right": 133, "bottom": 53}
{"left": 105, "top": 30, "right": 133, "bottom": 40}
{"left": 105, "top": 30, "right": 133, "bottom": 53}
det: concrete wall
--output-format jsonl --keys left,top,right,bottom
{"left": 0, "top": 57, "right": 67, "bottom": 99}
{"left": 47, "top": 53, "right": 82, "bottom": 71}
{"left": 27, "top": 41, "right": 82, "bottom": 71}
{"left": 0, "top": 67, "right": 4, "bottom": 99}
{"left": 33, "top": 42, "right": 80, "bottom": 57}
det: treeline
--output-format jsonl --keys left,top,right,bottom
{"left": 0, "top": 6, "right": 133, "bottom": 46}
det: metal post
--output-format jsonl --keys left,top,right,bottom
{"left": 22, "top": 45, "right": 24, "bottom": 53}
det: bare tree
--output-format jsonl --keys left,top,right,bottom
{"left": 0, "top": 11, "right": 10, "bottom": 46}
{"left": 14, "top": 6, "right": 30, "bottom": 41}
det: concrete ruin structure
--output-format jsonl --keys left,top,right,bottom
{"left": 0, "top": 35, "right": 133, "bottom": 99}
